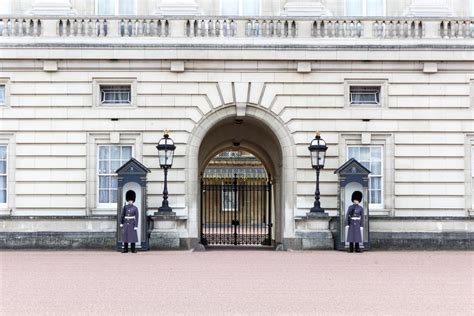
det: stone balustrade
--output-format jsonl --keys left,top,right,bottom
{"left": 0, "top": 16, "right": 473, "bottom": 40}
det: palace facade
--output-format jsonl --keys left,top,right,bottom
{"left": 1, "top": 0, "right": 473, "bottom": 249}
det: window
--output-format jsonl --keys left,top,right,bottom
{"left": 97, "top": 0, "right": 136, "bottom": 15}
{"left": 0, "top": 85, "right": 5, "bottom": 105}
{"left": 98, "top": 145, "right": 133, "bottom": 206}
{"left": 222, "top": 185, "right": 238, "bottom": 211}
{"left": 0, "top": 0, "right": 11, "bottom": 14}
{"left": 100, "top": 85, "right": 131, "bottom": 105}
{"left": 350, "top": 86, "right": 381, "bottom": 106}
{"left": 221, "top": 0, "right": 261, "bottom": 16}
{"left": 472, "top": 146, "right": 474, "bottom": 208}
{"left": 345, "top": 0, "right": 385, "bottom": 16}
{"left": 0, "top": 146, "right": 6, "bottom": 205}
{"left": 348, "top": 146, "right": 383, "bottom": 207}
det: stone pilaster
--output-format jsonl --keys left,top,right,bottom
{"left": 404, "top": 0, "right": 454, "bottom": 17}
{"left": 30, "top": 0, "right": 76, "bottom": 16}
{"left": 282, "top": 0, "right": 332, "bottom": 17}
{"left": 155, "top": 0, "right": 200, "bottom": 16}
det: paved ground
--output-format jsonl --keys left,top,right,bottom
{"left": 1, "top": 250, "right": 473, "bottom": 315}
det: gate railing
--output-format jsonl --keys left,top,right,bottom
{"left": 200, "top": 174, "right": 272, "bottom": 246}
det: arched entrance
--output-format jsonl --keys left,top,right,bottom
{"left": 185, "top": 105, "right": 296, "bottom": 248}
{"left": 201, "top": 150, "right": 272, "bottom": 246}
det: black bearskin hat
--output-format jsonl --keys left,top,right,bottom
{"left": 125, "top": 190, "right": 136, "bottom": 202}
{"left": 351, "top": 191, "right": 363, "bottom": 203}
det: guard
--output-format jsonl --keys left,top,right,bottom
{"left": 120, "top": 190, "right": 139, "bottom": 253}
{"left": 345, "top": 191, "right": 364, "bottom": 253}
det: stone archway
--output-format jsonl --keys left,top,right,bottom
{"left": 185, "top": 105, "right": 296, "bottom": 247}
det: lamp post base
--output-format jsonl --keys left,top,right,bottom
{"left": 158, "top": 206, "right": 173, "bottom": 213}
{"left": 309, "top": 207, "right": 325, "bottom": 213}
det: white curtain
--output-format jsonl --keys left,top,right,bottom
{"left": 119, "top": 0, "right": 136, "bottom": 15}
{"left": 0, "top": 146, "right": 7, "bottom": 204}
{"left": 367, "top": 0, "right": 384, "bottom": 16}
{"left": 346, "top": 0, "right": 363, "bottom": 16}
{"left": 221, "top": 0, "right": 239, "bottom": 15}
{"left": 0, "top": 86, "right": 5, "bottom": 104}
{"left": 242, "top": 0, "right": 260, "bottom": 16}
{"left": 101, "top": 86, "right": 131, "bottom": 104}
{"left": 98, "top": 0, "right": 114, "bottom": 15}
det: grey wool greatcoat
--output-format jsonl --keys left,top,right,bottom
{"left": 345, "top": 204, "right": 364, "bottom": 243}
{"left": 121, "top": 204, "right": 139, "bottom": 243}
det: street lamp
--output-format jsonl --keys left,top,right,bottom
{"left": 308, "top": 131, "right": 328, "bottom": 213}
{"left": 156, "top": 129, "right": 176, "bottom": 213}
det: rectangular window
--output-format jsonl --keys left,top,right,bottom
{"left": 0, "top": 85, "right": 5, "bottom": 105}
{"left": 346, "top": 0, "right": 385, "bottom": 16}
{"left": 98, "top": 145, "right": 133, "bottom": 205}
{"left": 221, "top": 0, "right": 261, "bottom": 16}
{"left": 0, "top": 146, "right": 7, "bottom": 205}
{"left": 348, "top": 146, "right": 383, "bottom": 207}
{"left": 100, "top": 85, "right": 131, "bottom": 105}
{"left": 97, "top": 0, "right": 136, "bottom": 15}
{"left": 222, "top": 185, "right": 238, "bottom": 211}
{"left": 350, "top": 86, "right": 381, "bottom": 106}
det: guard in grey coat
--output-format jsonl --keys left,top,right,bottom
{"left": 345, "top": 191, "right": 364, "bottom": 253}
{"left": 120, "top": 190, "right": 139, "bottom": 253}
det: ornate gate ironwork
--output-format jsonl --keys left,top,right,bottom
{"left": 200, "top": 174, "right": 272, "bottom": 246}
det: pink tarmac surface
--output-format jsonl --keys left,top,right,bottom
{"left": 1, "top": 250, "right": 473, "bottom": 315}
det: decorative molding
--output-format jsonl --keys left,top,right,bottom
{"left": 30, "top": 0, "right": 76, "bottom": 16}
{"left": 283, "top": 1, "right": 332, "bottom": 16}
{"left": 404, "top": 0, "right": 454, "bottom": 17}
{"left": 155, "top": 0, "right": 200, "bottom": 16}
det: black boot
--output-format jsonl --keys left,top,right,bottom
{"left": 349, "top": 242, "right": 354, "bottom": 253}
{"left": 121, "top": 243, "right": 128, "bottom": 253}
{"left": 355, "top": 243, "right": 362, "bottom": 253}
{"left": 131, "top": 243, "right": 137, "bottom": 253}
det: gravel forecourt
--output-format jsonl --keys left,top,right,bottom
{"left": 1, "top": 250, "right": 473, "bottom": 315}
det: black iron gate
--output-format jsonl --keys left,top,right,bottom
{"left": 200, "top": 174, "right": 272, "bottom": 246}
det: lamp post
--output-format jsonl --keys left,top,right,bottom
{"left": 156, "top": 130, "right": 176, "bottom": 213}
{"left": 308, "top": 131, "right": 328, "bottom": 213}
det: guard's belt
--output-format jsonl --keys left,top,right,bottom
{"left": 124, "top": 216, "right": 135, "bottom": 219}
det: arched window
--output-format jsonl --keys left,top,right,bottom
{"left": 221, "top": 0, "right": 261, "bottom": 16}
{"left": 345, "top": 0, "right": 385, "bottom": 16}
{"left": 96, "top": 0, "right": 137, "bottom": 15}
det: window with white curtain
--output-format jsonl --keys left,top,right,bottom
{"left": 98, "top": 145, "right": 133, "bottom": 206}
{"left": 345, "top": 0, "right": 385, "bottom": 16}
{"left": 350, "top": 86, "right": 381, "bottom": 106}
{"left": 348, "top": 146, "right": 383, "bottom": 208}
{"left": 100, "top": 85, "right": 131, "bottom": 104}
{"left": 0, "top": 85, "right": 5, "bottom": 105}
{"left": 0, "top": 146, "right": 7, "bottom": 205}
{"left": 97, "top": 0, "right": 137, "bottom": 15}
{"left": 221, "top": 0, "right": 261, "bottom": 16}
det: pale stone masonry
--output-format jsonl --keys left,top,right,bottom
{"left": 0, "top": 0, "right": 473, "bottom": 249}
